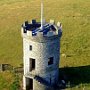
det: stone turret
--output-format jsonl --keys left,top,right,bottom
{"left": 21, "top": 19, "right": 62, "bottom": 90}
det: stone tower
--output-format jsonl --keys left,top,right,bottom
{"left": 21, "top": 1, "right": 62, "bottom": 90}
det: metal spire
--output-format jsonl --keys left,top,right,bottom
{"left": 41, "top": 0, "right": 44, "bottom": 30}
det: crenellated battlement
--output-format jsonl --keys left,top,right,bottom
{"left": 21, "top": 19, "right": 62, "bottom": 39}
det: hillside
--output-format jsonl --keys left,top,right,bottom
{"left": 0, "top": 0, "right": 90, "bottom": 89}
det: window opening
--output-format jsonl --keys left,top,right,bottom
{"left": 29, "top": 58, "right": 35, "bottom": 71}
{"left": 48, "top": 57, "right": 53, "bottom": 65}
{"left": 29, "top": 45, "right": 32, "bottom": 51}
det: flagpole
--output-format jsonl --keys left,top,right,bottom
{"left": 41, "top": 0, "right": 43, "bottom": 30}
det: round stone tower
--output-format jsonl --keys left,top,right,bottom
{"left": 21, "top": 19, "right": 62, "bottom": 90}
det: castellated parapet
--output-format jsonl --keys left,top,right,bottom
{"left": 21, "top": 19, "right": 62, "bottom": 90}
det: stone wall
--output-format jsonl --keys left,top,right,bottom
{"left": 23, "top": 35, "right": 60, "bottom": 83}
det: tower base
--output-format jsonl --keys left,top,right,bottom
{"left": 23, "top": 75, "right": 59, "bottom": 90}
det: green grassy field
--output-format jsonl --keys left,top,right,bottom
{"left": 0, "top": 0, "right": 90, "bottom": 89}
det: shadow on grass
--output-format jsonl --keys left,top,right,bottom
{"left": 59, "top": 65, "right": 90, "bottom": 87}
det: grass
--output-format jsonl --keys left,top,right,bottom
{"left": 0, "top": 71, "right": 14, "bottom": 90}
{"left": 0, "top": 0, "right": 90, "bottom": 89}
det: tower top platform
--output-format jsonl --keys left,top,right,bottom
{"left": 21, "top": 19, "right": 62, "bottom": 38}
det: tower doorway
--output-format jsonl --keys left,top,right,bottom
{"left": 26, "top": 78, "right": 33, "bottom": 90}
